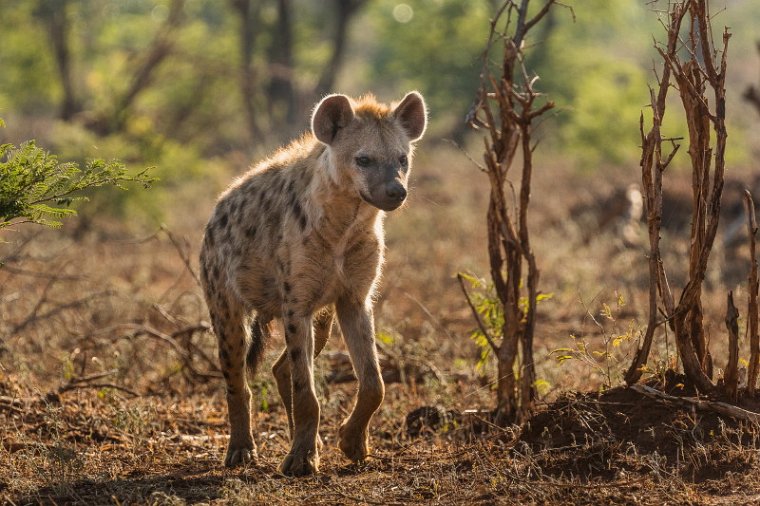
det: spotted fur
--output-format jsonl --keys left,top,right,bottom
{"left": 199, "top": 91, "right": 427, "bottom": 475}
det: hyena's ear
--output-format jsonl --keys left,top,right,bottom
{"left": 311, "top": 94, "right": 355, "bottom": 145}
{"left": 393, "top": 91, "right": 427, "bottom": 142}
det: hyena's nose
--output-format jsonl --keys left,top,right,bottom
{"left": 386, "top": 183, "right": 407, "bottom": 202}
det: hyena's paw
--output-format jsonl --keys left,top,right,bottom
{"left": 280, "top": 448, "right": 320, "bottom": 476}
{"left": 224, "top": 440, "right": 257, "bottom": 467}
{"left": 338, "top": 422, "right": 369, "bottom": 463}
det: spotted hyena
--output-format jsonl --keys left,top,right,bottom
{"left": 199, "top": 91, "right": 427, "bottom": 476}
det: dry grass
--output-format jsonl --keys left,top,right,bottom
{"left": 3, "top": 146, "right": 760, "bottom": 504}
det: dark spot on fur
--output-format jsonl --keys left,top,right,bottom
{"left": 218, "top": 212, "right": 228, "bottom": 229}
{"left": 212, "top": 264, "right": 221, "bottom": 279}
{"left": 287, "top": 323, "right": 297, "bottom": 335}
{"left": 286, "top": 309, "right": 294, "bottom": 318}
{"left": 246, "top": 225, "right": 257, "bottom": 239}
{"left": 289, "top": 348, "right": 301, "bottom": 361}
{"left": 205, "top": 226, "right": 215, "bottom": 246}
{"left": 283, "top": 281, "right": 291, "bottom": 293}
{"left": 292, "top": 200, "right": 307, "bottom": 230}
{"left": 220, "top": 348, "right": 229, "bottom": 361}
{"left": 222, "top": 370, "right": 230, "bottom": 379}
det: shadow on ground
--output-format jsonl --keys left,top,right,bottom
{"left": 17, "top": 470, "right": 226, "bottom": 505}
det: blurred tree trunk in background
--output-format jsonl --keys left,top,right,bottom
{"left": 267, "top": 0, "right": 296, "bottom": 130}
{"left": 231, "top": 0, "right": 368, "bottom": 145}
{"left": 313, "top": 0, "right": 367, "bottom": 99}
{"left": 97, "top": 0, "right": 186, "bottom": 135}
{"left": 31, "top": 0, "right": 367, "bottom": 146}
{"left": 231, "top": 0, "right": 263, "bottom": 144}
{"left": 35, "top": 0, "right": 81, "bottom": 121}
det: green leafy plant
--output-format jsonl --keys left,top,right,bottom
{"left": 460, "top": 272, "right": 553, "bottom": 374}
{"left": 0, "top": 119, "right": 153, "bottom": 230}
{"left": 553, "top": 292, "right": 639, "bottom": 389}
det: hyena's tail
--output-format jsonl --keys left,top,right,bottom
{"left": 246, "top": 316, "right": 269, "bottom": 377}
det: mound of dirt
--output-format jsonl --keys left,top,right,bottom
{"left": 520, "top": 385, "right": 760, "bottom": 482}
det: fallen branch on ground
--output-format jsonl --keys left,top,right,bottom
{"left": 630, "top": 384, "right": 760, "bottom": 424}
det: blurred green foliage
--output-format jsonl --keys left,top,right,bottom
{"left": 0, "top": 0, "right": 756, "bottom": 225}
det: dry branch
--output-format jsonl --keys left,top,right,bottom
{"left": 724, "top": 292, "right": 739, "bottom": 402}
{"left": 631, "top": 384, "right": 760, "bottom": 424}
{"left": 467, "top": 0, "right": 556, "bottom": 425}
{"left": 457, "top": 274, "right": 499, "bottom": 353}
{"left": 118, "top": 323, "right": 220, "bottom": 381}
{"left": 746, "top": 190, "right": 760, "bottom": 395}
{"left": 162, "top": 225, "right": 201, "bottom": 288}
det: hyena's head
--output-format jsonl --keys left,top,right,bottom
{"left": 311, "top": 91, "right": 427, "bottom": 211}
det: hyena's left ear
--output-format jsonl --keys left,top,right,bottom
{"left": 312, "top": 94, "right": 355, "bottom": 145}
{"left": 393, "top": 91, "right": 427, "bottom": 142}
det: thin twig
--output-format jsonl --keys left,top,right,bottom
{"left": 161, "top": 225, "right": 201, "bottom": 288}
{"left": 57, "top": 382, "right": 139, "bottom": 398}
{"left": 456, "top": 274, "right": 499, "bottom": 353}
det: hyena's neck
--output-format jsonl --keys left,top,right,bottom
{"left": 304, "top": 149, "right": 381, "bottom": 237}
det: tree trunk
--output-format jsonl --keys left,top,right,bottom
{"left": 313, "top": 0, "right": 366, "bottom": 98}
{"left": 36, "top": 0, "right": 81, "bottom": 120}
{"left": 230, "top": 0, "right": 262, "bottom": 144}
{"left": 267, "top": 0, "right": 296, "bottom": 130}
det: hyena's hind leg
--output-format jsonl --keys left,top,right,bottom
{"left": 208, "top": 292, "right": 262, "bottom": 467}
{"left": 272, "top": 307, "right": 334, "bottom": 439}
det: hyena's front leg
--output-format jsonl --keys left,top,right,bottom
{"left": 212, "top": 297, "right": 257, "bottom": 467}
{"left": 279, "top": 308, "right": 321, "bottom": 476}
{"left": 335, "top": 296, "right": 385, "bottom": 463}
{"left": 272, "top": 307, "right": 334, "bottom": 440}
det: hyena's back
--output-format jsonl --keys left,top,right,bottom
{"left": 200, "top": 136, "right": 328, "bottom": 320}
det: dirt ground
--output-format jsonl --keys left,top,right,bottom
{"left": 3, "top": 146, "right": 760, "bottom": 505}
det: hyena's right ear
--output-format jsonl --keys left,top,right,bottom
{"left": 311, "top": 94, "right": 354, "bottom": 145}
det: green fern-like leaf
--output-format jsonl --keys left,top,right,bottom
{"left": 0, "top": 120, "right": 155, "bottom": 230}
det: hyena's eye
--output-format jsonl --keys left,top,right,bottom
{"left": 399, "top": 154, "right": 408, "bottom": 166}
{"left": 355, "top": 156, "right": 372, "bottom": 167}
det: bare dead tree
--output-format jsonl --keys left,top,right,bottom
{"left": 462, "top": 0, "right": 556, "bottom": 426}
{"left": 625, "top": 0, "right": 733, "bottom": 397}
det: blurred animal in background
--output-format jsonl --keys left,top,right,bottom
{"left": 199, "top": 91, "right": 427, "bottom": 475}
{"left": 573, "top": 174, "right": 760, "bottom": 285}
